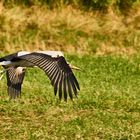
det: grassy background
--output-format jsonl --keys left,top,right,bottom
{"left": 0, "top": 55, "right": 140, "bottom": 139}
{"left": 0, "top": 1, "right": 140, "bottom": 139}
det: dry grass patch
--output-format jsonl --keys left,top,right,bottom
{"left": 0, "top": 3, "right": 139, "bottom": 55}
{"left": 96, "top": 43, "right": 137, "bottom": 56}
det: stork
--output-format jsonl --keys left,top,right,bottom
{"left": 0, "top": 51, "right": 80, "bottom": 101}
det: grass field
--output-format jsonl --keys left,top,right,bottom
{"left": 0, "top": 1, "right": 140, "bottom": 140}
{"left": 0, "top": 54, "right": 140, "bottom": 139}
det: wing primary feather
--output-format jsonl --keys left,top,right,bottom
{"left": 35, "top": 60, "right": 47, "bottom": 69}
{"left": 71, "top": 74, "right": 80, "bottom": 90}
{"left": 69, "top": 74, "right": 78, "bottom": 97}
{"left": 67, "top": 75, "right": 73, "bottom": 100}
{"left": 12, "top": 86, "right": 16, "bottom": 99}
{"left": 14, "top": 88, "right": 18, "bottom": 99}
{"left": 58, "top": 72, "right": 63, "bottom": 100}
{"left": 48, "top": 66, "right": 58, "bottom": 80}
{"left": 47, "top": 64, "right": 57, "bottom": 78}
{"left": 40, "top": 61, "right": 51, "bottom": 70}
{"left": 44, "top": 62, "right": 55, "bottom": 73}
{"left": 51, "top": 69, "right": 59, "bottom": 85}
{"left": 26, "top": 56, "right": 43, "bottom": 64}
{"left": 63, "top": 74, "right": 67, "bottom": 101}
{"left": 54, "top": 71, "right": 61, "bottom": 96}
{"left": 39, "top": 59, "right": 52, "bottom": 69}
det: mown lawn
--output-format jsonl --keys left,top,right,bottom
{"left": 0, "top": 54, "right": 140, "bottom": 139}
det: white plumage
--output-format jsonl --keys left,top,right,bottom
{"left": 36, "top": 51, "right": 64, "bottom": 57}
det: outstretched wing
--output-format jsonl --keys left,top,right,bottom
{"left": 19, "top": 52, "right": 80, "bottom": 101}
{"left": 6, "top": 67, "right": 25, "bottom": 99}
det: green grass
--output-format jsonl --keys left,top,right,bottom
{"left": 0, "top": 54, "right": 140, "bottom": 139}
{"left": 0, "top": 2, "right": 140, "bottom": 139}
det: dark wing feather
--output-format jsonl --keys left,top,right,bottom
{"left": 19, "top": 52, "right": 80, "bottom": 100}
{"left": 6, "top": 67, "right": 25, "bottom": 99}
{"left": 63, "top": 73, "right": 67, "bottom": 101}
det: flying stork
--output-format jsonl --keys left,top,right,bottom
{"left": 0, "top": 51, "right": 80, "bottom": 101}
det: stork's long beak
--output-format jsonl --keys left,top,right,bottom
{"left": 68, "top": 63, "right": 81, "bottom": 71}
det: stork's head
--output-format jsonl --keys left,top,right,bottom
{"left": 15, "top": 67, "right": 26, "bottom": 76}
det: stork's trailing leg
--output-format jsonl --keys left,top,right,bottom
{"left": 0, "top": 69, "right": 6, "bottom": 80}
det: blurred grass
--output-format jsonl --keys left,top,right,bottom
{"left": 2, "top": 0, "right": 140, "bottom": 13}
{"left": 0, "top": 54, "right": 140, "bottom": 139}
{"left": 0, "top": 3, "right": 140, "bottom": 55}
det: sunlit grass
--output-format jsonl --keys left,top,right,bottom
{"left": 0, "top": 54, "right": 140, "bottom": 139}
{"left": 0, "top": 2, "right": 140, "bottom": 139}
